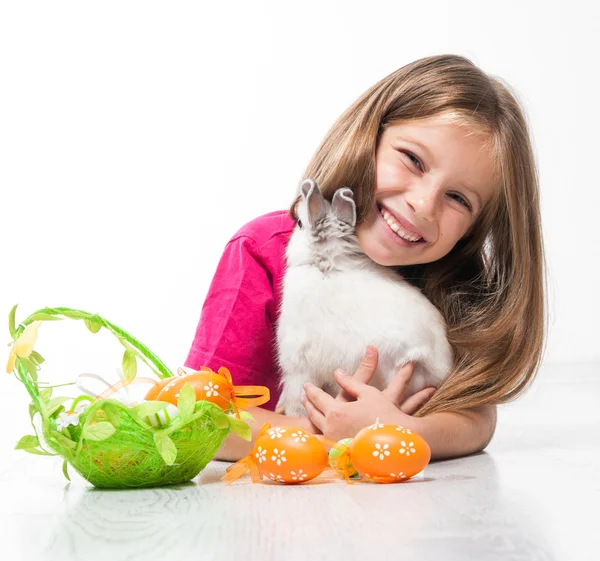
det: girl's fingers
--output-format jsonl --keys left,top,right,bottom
{"left": 301, "top": 392, "right": 326, "bottom": 432}
{"left": 353, "top": 345, "right": 379, "bottom": 383}
{"left": 304, "top": 383, "right": 336, "bottom": 412}
{"left": 336, "top": 345, "right": 379, "bottom": 402}
{"left": 399, "top": 387, "right": 437, "bottom": 415}
{"left": 381, "top": 361, "right": 416, "bottom": 403}
{"left": 333, "top": 368, "right": 376, "bottom": 400}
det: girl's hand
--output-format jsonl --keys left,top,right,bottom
{"left": 292, "top": 412, "right": 321, "bottom": 435}
{"left": 301, "top": 345, "right": 436, "bottom": 441}
{"left": 335, "top": 346, "right": 437, "bottom": 414}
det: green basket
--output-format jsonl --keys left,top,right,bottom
{"left": 7, "top": 306, "right": 251, "bottom": 489}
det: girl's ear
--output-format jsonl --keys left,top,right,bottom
{"left": 300, "top": 178, "right": 327, "bottom": 227}
{"left": 332, "top": 187, "right": 356, "bottom": 227}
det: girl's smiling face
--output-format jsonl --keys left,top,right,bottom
{"left": 356, "top": 115, "right": 498, "bottom": 266}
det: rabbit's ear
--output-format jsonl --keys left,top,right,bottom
{"left": 300, "top": 178, "right": 327, "bottom": 227}
{"left": 332, "top": 187, "right": 356, "bottom": 227}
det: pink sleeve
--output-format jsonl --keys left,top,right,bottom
{"left": 183, "top": 235, "right": 278, "bottom": 408}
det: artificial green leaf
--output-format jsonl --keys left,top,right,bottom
{"left": 54, "top": 432, "right": 77, "bottom": 449}
{"left": 154, "top": 433, "right": 177, "bottom": 465}
{"left": 228, "top": 416, "right": 252, "bottom": 441}
{"left": 28, "top": 313, "right": 63, "bottom": 322}
{"left": 29, "top": 402, "right": 39, "bottom": 421}
{"left": 101, "top": 402, "right": 121, "bottom": 428}
{"left": 82, "top": 421, "right": 116, "bottom": 441}
{"left": 29, "top": 350, "right": 46, "bottom": 366}
{"left": 209, "top": 408, "right": 229, "bottom": 429}
{"left": 20, "top": 357, "right": 38, "bottom": 382}
{"left": 133, "top": 401, "right": 169, "bottom": 418}
{"left": 19, "top": 447, "right": 55, "bottom": 456}
{"left": 177, "top": 383, "right": 195, "bottom": 421}
{"left": 45, "top": 396, "right": 71, "bottom": 417}
{"left": 39, "top": 387, "right": 52, "bottom": 402}
{"left": 84, "top": 318, "right": 102, "bottom": 334}
{"left": 15, "top": 435, "right": 40, "bottom": 450}
{"left": 122, "top": 349, "right": 137, "bottom": 381}
{"left": 62, "top": 459, "right": 71, "bottom": 481}
{"left": 8, "top": 304, "right": 18, "bottom": 338}
{"left": 239, "top": 410, "right": 255, "bottom": 423}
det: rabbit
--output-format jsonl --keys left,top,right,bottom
{"left": 274, "top": 178, "right": 454, "bottom": 417}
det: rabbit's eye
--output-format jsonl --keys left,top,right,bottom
{"left": 297, "top": 219, "right": 303, "bottom": 229}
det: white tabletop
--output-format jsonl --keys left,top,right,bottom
{"left": 1, "top": 362, "right": 598, "bottom": 561}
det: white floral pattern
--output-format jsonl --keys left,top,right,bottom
{"left": 372, "top": 443, "right": 390, "bottom": 460}
{"left": 255, "top": 446, "right": 267, "bottom": 463}
{"left": 203, "top": 382, "right": 219, "bottom": 397}
{"left": 268, "top": 473, "right": 284, "bottom": 482}
{"left": 290, "top": 469, "right": 307, "bottom": 481}
{"left": 369, "top": 422, "right": 385, "bottom": 430}
{"left": 163, "top": 380, "right": 178, "bottom": 392}
{"left": 271, "top": 448, "right": 287, "bottom": 466}
{"left": 399, "top": 441, "right": 417, "bottom": 456}
{"left": 395, "top": 426, "right": 413, "bottom": 434}
{"left": 56, "top": 411, "right": 81, "bottom": 431}
{"left": 291, "top": 430, "right": 307, "bottom": 443}
{"left": 390, "top": 472, "right": 408, "bottom": 480}
{"left": 268, "top": 428, "right": 286, "bottom": 439}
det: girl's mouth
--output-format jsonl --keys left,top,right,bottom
{"left": 377, "top": 204, "right": 426, "bottom": 244}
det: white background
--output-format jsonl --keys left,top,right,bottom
{"left": 1, "top": 1, "right": 599, "bottom": 450}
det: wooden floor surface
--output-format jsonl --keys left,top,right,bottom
{"left": 1, "top": 362, "right": 598, "bottom": 561}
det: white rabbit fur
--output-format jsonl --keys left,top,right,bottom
{"left": 274, "top": 178, "right": 454, "bottom": 417}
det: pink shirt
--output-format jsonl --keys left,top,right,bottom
{"left": 184, "top": 210, "right": 296, "bottom": 411}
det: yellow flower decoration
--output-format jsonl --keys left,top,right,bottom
{"left": 6, "top": 321, "right": 41, "bottom": 374}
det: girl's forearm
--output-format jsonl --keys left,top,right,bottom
{"left": 411, "top": 404, "right": 497, "bottom": 461}
{"left": 213, "top": 406, "right": 315, "bottom": 462}
{"left": 213, "top": 404, "right": 497, "bottom": 463}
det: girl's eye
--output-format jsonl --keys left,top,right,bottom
{"left": 395, "top": 146, "right": 471, "bottom": 210}
{"left": 448, "top": 193, "right": 471, "bottom": 210}
{"left": 401, "top": 150, "right": 423, "bottom": 171}
{"left": 297, "top": 219, "right": 303, "bottom": 229}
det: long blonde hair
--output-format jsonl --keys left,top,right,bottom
{"left": 290, "top": 54, "right": 547, "bottom": 416}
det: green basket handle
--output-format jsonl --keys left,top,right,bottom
{"left": 8, "top": 306, "right": 175, "bottom": 411}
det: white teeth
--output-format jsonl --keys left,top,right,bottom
{"left": 380, "top": 209, "right": 422, "bottom": 242}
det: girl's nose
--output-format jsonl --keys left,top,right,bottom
{"left": 404, "top": 185, "right": 439, "bottom": 221}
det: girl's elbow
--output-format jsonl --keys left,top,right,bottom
{"left": 474, "top": 404, "right": 497, "bottom": 453}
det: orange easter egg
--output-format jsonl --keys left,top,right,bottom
{"left": 144, "top": 367, "right": 212, "bottom": 401}
{"left": 350, "top": 423, "right": 431, "bottom": 483}
{"left": 148, "top": 370, "right": 232, "bottom": 410}
{"left": 252, "top": 426, "right": 328, "bottom": 484}
{"left": 144, "top": 377, "right": 177, "bottom": 401}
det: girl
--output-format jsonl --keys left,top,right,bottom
{"left": 184, "top": 54, "right": 547, "bottom": 462}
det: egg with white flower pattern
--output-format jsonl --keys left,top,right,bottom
{"left": 146, "top": 369, "right": 232, "bottom": 410}
{"left": 350, "top": 423, "right": 431, "bottom": 482}
{"left": 252, "top": 426, "right": 329, "bottom": 484}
